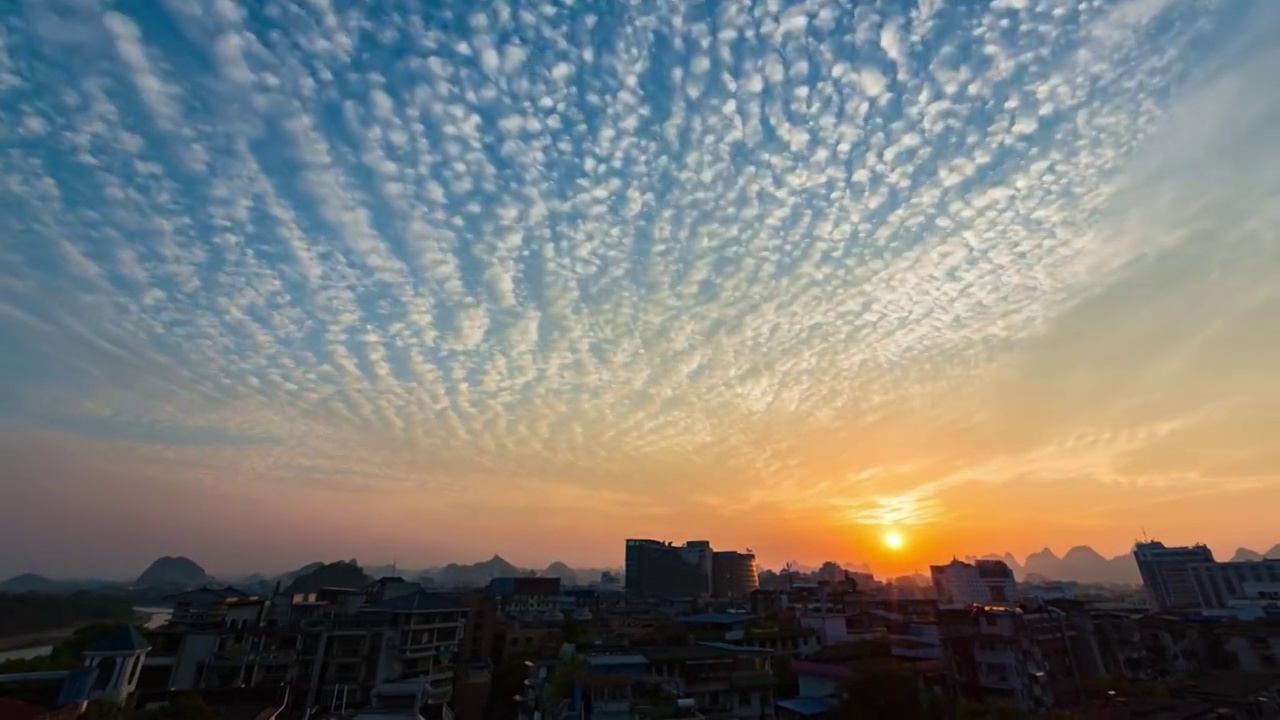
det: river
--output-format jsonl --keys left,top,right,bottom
{"left": 0, "top": 607, "right": 172, "bottom": 663}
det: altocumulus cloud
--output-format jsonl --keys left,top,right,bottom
{"left": 1, "top": 0, "right": 1279, "bottom": 568}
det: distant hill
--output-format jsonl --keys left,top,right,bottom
{"left": 285, "top": 561, "right": 372, "bottom": 593}
{"left": 430, "top": 555, "right": 522, "bottom": 588}
{"left": 1231, "top": 547, "right": 1264, "bottom": 562}
{"left": 0, "top": 573, "right": 69, "bottom": 593}
{"left": 275, "top": 562, "right": 326, "bottom": 586}
{"left": 543, "top": 562, "right": 577, "bottom": 583}
{"left": 0, "top": 592, "right": 134, "bottom": 640}
{"left": 0, "top": 574, "right": 125, "bottom": 595}
{"left": 964, "top": 553, "right": 1024, "bottom": 578}
{"left": 1013, "top": 546, "right": 1139, "bottom": 585}
{"left": 135, "top": 556, "right": 209, "bottom": 587}
{"left": 1228, "top": 545, "right": 1280, "bottom": 561}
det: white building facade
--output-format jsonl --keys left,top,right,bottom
{"left": 1133, "top": 541, "right": 1215, "bottom": 611}
{"left": 931, "top": 559, "right": 1019, "bottom": 608}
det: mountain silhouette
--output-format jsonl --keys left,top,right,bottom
{"left": 1228, "top": 545, "right": 1280, "bottom": 561}
{"left": 990, "top": 546, "right": 1140, "bottom": 585}
{"left": 431, "top": 555, "right": 521, "bottom": 587}
{"left": 965, "top": 553, "right": 1023, "bottom": 578}
{"left": 1231, "top": 547, "right": 1264, "bottom": 562}
{"left": 275, "top": 561, "right": 326, "bottom": 585}
{"left": 135, "top": 556, "right": 209, "bottom": 587}
{"left": 285, "top": 561, "right": 371, "bottom": 593}
{"left": 0, "top": 573, "right": 68, "bottom": 593}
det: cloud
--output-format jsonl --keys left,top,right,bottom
{"left": 0, "top": 0, "right": 1277, "bottom": 573}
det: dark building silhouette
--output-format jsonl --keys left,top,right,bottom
{"left": 624, "top": 539, "right": 713, "bottom": 599}
{"left": 625, "top": 539, "right": 757, "bottom": 600}
{"left": 712, "top": 551, "right": 760, "bottom": 599}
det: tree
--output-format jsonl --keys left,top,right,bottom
{"left": 0, "top": 622, "right": 122, "bottom": 674}
{"left": 561, "top": 616, "right": 592, "bottom": 647}
{"left": 834, "top": 664, "right": 948, "bottom": 719}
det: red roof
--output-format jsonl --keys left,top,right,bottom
{"left": 0, "top": 697, "right": 50, "bottom": 720}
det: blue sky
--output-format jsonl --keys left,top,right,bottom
{"left": 1, "top": 0, "right": 1278, "bottom": 578}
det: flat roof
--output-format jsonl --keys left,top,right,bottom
{"left": 696, "top": 641, "right": 772, "bottom": 655}
{"left": 776, "top": 697, "right": 835, "bottom": 716}
{"left": 585, "top": 654, "right": 648, "bottom": 667}
{"left": 676, "top": 613, "right": 755, "bottom": 625}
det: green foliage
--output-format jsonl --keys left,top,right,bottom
{"left": 835, "top": 663, "right": 949, "bottom": 720}
{"left": 545, "top": 656, "right": 586, "bottom": 708}
{"left": 0, "top": 592, "right": 134, "bottom": 638}
{"left": 0, "top": 622, "right": 123, "bottom": 674}
{"left": 561, "top": 616, "right": 592, "bottom": 646}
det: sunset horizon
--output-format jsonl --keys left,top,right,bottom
{"left": 3, "top": 0, "right": 1280, "bottom": 583}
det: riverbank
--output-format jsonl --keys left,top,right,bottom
{"left": 0, "top": 607, "right": 170, "bottom": 661}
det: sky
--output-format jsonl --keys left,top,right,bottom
{"left": 1, "top": 0, "right": 1278, "bottom": 581}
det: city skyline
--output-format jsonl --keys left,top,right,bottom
{"left": 3, "top": 0, "right": 1280, "bottom": 580}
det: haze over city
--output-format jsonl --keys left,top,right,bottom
{"left": 1, "top": 0, "right": 1279, "bottom": 581}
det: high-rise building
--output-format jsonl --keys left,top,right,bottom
{"left": 1188, "top": 559, "right": 1280, "bottom": 609}
{"left": 625, "top": 539, "right": 753, "bottom": 600}
{"left": 712, "top": 550, "right": 760, "bottom": 598}
{"left": 1133, "top": 541, "right": 1215, "bottom": 610}
{"left": 930, "top": 558, "right": 1019, "bottom": 608}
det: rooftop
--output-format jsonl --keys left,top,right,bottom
{"left": 86, "top": 625, "right": 151, "bottom": 654}
{"left": 639, "top": 645, "right": 740, "bottom": 663}
{"left": 168, "top": 586, "right": 255, "bottom": 603}
{"left": 775, "top": 697, "right": 835, "bottom": 716}
{"left": 585, "top": 654, "right": 649, "bottom": 667}
{"left": 676, "top": 613, "right": 754, "bottom": 626}
{"left": 695, "top": 641, "right": 772, "bottom": 655}
{"left": 370, "top": 591, "right": 468, "bottom": 613}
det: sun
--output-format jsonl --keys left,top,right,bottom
{"left": 883, "top": 531, "right": 905, "bottom": 550}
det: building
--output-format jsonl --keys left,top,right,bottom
{"left": 625, "top": 540, "right": 721, "bottom": 600}
{"left": 937, "top": 606, "right": 1052, "bottom": 713}
{"left": 138, "top": 582, "right": 471, "bottom": 715}
{"left": 1133, "top": 541, "right": 1215, "bottom": 611}
{"left": 930, "top": 559, "right": 1019, "bottom": 608}
{"left": 1209, "top": 582, "right": 1280, "bottom": 621}
{"left": 1217, "top": 624, "right": 1280, "bottom": 673}
{"left": 1189, "top": 559, "right": 1280, "bottom": 610}
{"left": 487, "top": 577, "right": 562, "bottom": 618}
{"left": 712, "top": 551, "right": 759, "bottom": 600}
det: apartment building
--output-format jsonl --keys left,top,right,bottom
{"left": 487, "top": 576, "right": 562, "bottom": 619}
{"left": 1133, "top": 541, "right": 1215, "bottom": 611}
{"left": 930, "top": 559, "right": 1019, "bottom": 608}
{"left": 140, "top": 582, "right": 470, "bottom": 716}
{"left": 937, "top": 606, "right": 1053, "bottom": 714}
{"left": 1189, "top": 560, "right": 1280, "bottom": 610}
{"left": 712, "top": 552, "right": 760, "bottom": 600}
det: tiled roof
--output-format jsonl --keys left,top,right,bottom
{"left": 86, "top": 625, "right": 151, "bottom": 654}
{"left": 168, "top": 586, "right": 253, "bottom": 602}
